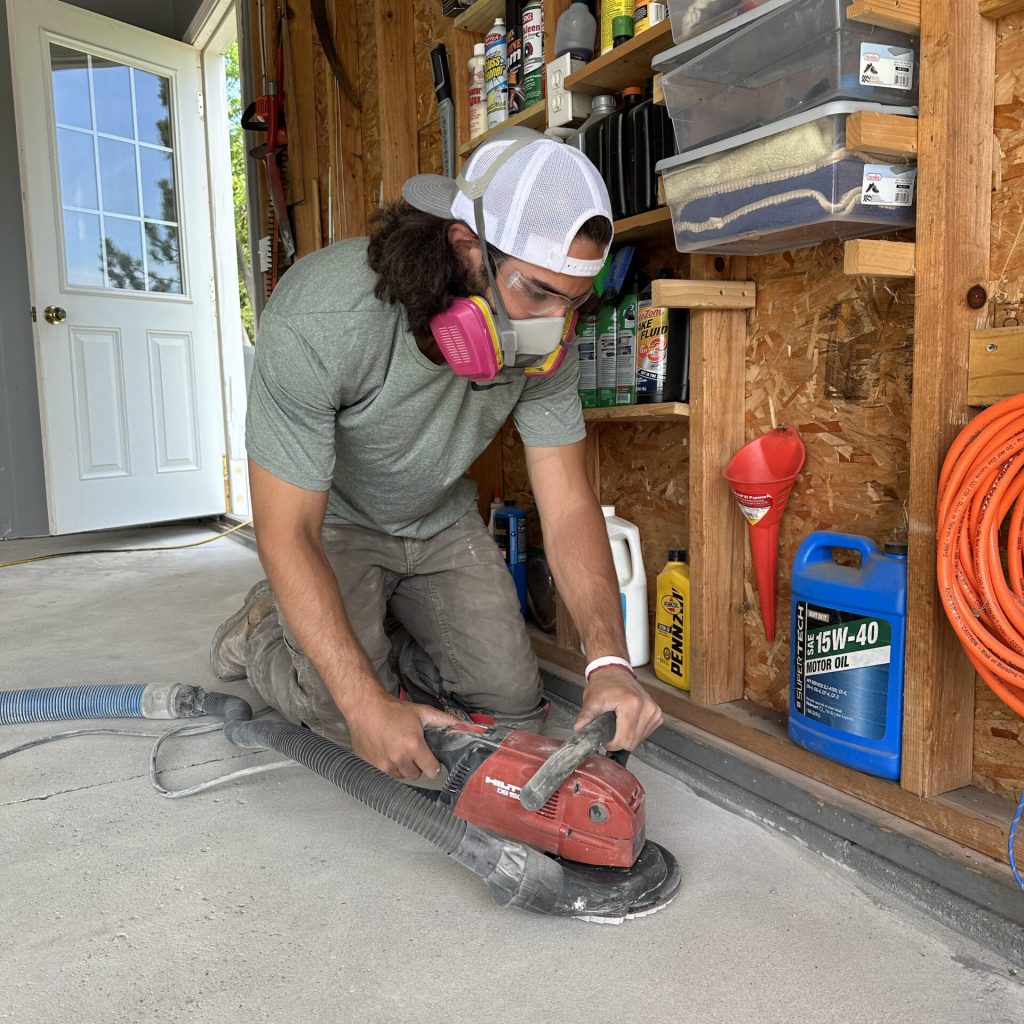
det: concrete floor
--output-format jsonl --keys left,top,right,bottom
{"left": 1, "top": 524, "right": 1022, "bottom": 1024}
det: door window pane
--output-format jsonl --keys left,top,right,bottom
{"left": 64, "top": 211, "right": 103, "bottom": 288}
{"left": 57, "top": 128, "right": 97, "bottom": 209}
{"left": 133, "top": 69, "right": 172, "bottom": 148}
{"left": 140, "top": 147, "right": 175, "bottom": 221}
{"left": 48, "top": 44, "right": 183, "bottom": 294}
{"left": 92, "top": 58, "right": 133, "bottom": 139}
{"left": 98, "top": 138, "right": 139, "bottom": 217}
{"left": 145, "top": 224, "right": 182, "bottom": 293}
{"left": 51, "top": 45, "right": 91, "bottom": 129}
{"left": 104, "top": 217, "right": 145, "bottom": 290}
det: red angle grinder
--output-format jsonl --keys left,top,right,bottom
{"left": 416, "top": 711, "right": 681, "bottom": 922}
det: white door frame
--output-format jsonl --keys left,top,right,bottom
{"left": 186, "top": 0, "right": 250, "bottom": 517}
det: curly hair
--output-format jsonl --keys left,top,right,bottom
{"left": 366, "top": 201, "right": 612, "bottom": 338}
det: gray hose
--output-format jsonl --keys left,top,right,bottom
{"left": 209, "top": 694, "right": 468, "bottom": 854}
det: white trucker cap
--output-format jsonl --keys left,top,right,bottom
{"left": 402, "top": 129, "right": 613, "bottom": 278}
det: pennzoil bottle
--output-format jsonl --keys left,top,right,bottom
{"left": 654, "top": 549, "right": 691, "bottom": 691}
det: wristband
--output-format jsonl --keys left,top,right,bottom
{"left": 584, "top": 656, "right": 637, "bottom": 683}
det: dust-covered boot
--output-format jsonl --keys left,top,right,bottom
{"left": 210, "top": 579, "right": 276, "bottom": 681}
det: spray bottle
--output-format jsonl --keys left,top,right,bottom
{"left": 615, "top": 275, "right": 638, "bottom": 406}
{"left": 654, "top": 550, "right": 691, "bottom": 691}
{"left": 485, "top": 17, "right": 509, "bottom": 128}
{"left": 468, "top": 43, "right": 487, "bottom": 139}
{"left": 576, "top": 314, "right": 598, "bottom": 408}
{"left": 522, "top": 0, "right": 545, "bottom": 107}
{"left": 505, "top": 1, "right": 524, "bottom": 115}
{"left": 597, "top": 303, "right": 617, "bottom": 407}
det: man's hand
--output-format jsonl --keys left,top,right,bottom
{"left": 346, "top": 691, "right": 460, "bottom": 780}
{"left": 574, "top": 668, "right": 663, "bottom": 751}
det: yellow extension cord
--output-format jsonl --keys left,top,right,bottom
{"left": 0, "top": 519, "right": 253, "bottom": 569}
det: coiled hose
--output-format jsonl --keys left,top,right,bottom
{"left": 937, "top": 392, "right": 1024, "bottom": 886}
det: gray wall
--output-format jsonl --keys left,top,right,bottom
{"left": 0, "top": 0, "right": 207, "bottom": 539}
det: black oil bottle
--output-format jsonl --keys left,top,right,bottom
{"left": 603, "top": 85, "right": 644, "bottom": 220}
{"left": 631, "top": 80, "right": 676, "bottom": 215}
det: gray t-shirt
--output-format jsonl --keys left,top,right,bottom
{"left": 245, "top": 238, "right": 586, "bottom": 538}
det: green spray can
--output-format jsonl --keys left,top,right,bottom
{"left": 576, "top": 314, "right": 598, "bottom": 408}
{"left": 597, "top": 304, "right": 617, "bottom": 407}
{"left": 522, "top": 1, "right": 545, "bottom": 107}
{"left": 615, "top": 284, "right": 638, "bottom": 405}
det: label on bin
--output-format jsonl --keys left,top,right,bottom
{"left": 859, "top": 44, "right": 915, "bottom": 90}
{"left": 861, "top": 165, "right": 917, "bottom": 207}
{"left": 794, "top": 601, "right": 893, "bottom": 741}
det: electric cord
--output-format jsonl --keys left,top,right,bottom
{"left": 0, "top": 520, "right": 253, "bottom": 569}
{"left": 0, "top": 709, "right": 296, "bottom": 798}
{"left": 936, "top": 393, "right": 1024, "bottom": 889}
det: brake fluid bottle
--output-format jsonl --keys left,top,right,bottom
{"left": 789, "top": 532, "right": 908, "bottom": 780}
{"left": 654, "top": 550, "right": 690, "bottom": 691}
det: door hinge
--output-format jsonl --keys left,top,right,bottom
{"left": 30, "top": 306, "right": 36, "bottom": 322}
{"left": 197, "top": 91, "right": 205, "bottom": 120}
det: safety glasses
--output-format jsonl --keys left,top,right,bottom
{"left": 498, "top": 265, "right": 594, "bottom": 318}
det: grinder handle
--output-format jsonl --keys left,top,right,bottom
{"left": 519, "top": 712, "right": 629, "bottom": 813}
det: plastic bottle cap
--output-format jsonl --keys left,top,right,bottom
{"left": 612, "top": 15, "right": 634, "bottom": 38}
{"left": 474, "top": 43, "right": 485, "bottom": 56}
{"left": 593, "top": 95, "right": 618, "bottom": 112}
{"left": 624, "top": 86, "right": 643, "bottom": 97}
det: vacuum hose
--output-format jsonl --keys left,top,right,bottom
{"left": 0, "top": 685, "right": 677, "bottom": 920}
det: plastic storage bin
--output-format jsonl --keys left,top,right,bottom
{"left": 667, "top": 0, "right": 773, "bottom": 45}
{"left": 657, "top": 101, "right": 917, "bottom": 255}
{"left": 662, "top": 0, "right": 918, "bottom": 154}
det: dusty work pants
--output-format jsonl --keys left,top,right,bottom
{"left": 242, "top": 511, "right": 544, "bottom": 743}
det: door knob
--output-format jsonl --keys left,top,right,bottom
{"left": 44, "top": 305, "right": 67, "bottom": 325}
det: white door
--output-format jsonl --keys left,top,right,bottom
{"left": 8, "top": 0, "right": 226, "bottom": 534}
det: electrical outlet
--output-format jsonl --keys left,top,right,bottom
{"left": 546, "top": 54, "right": 592, "bottom": 129}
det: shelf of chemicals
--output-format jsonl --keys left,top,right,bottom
{"left": 584, "top": 402, "right": 690, "bottom": 423}
{"left": 564, "top": 19, "right": 673, "bottom": 96}
{"left": 459, "top": 100, "right": 546, "bottom": 156}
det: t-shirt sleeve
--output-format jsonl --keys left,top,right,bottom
{"left": 511, "top": 345, "right": 587, "bottom": 448}
{"left": 245, "top": 311, "right": 337, "bottom": 491}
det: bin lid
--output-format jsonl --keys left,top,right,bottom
{"left": 655, "top": 100, "right": 918, "bottom": 175}
{"left": 652, "top": 0, "right": 792, "bottom": 73}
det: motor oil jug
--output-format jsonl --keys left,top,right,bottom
{"left": 602, "top": 505, "right": 649, "bottom": 666}
{"left": 654, "top": 550, "right": 690, "bottom": 691}
{"left": 789, "top": 532, "right": 908, "bottom": 780}
{"left": 605, "top": 85, "right": 645, "bottom": 219}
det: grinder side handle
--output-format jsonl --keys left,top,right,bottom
{"left": 519, "top": 712, "right": 628, "bottom": 812}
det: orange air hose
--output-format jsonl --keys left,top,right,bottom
{"left": 936, "top": 392, "right": 1024, "bottom": 718}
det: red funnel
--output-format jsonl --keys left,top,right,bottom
{"left": 724, "top": 426, "right": 806, "bottom": 641}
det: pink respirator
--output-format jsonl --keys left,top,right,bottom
{"left": 430, "top": 298, "right": 579, "bottom": 383}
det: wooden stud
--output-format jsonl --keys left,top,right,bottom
{"left": 846, "top": 0, "right": 921, "bottom": 33}
{"left": 687, "top": 255, "right": 748, "bottom": 707}
{"left": 968, "top": 328, "right": 1024, "bottom": 405}
{"left": 979, "top": 0, "right": 1024, "bottom": 19}
{"left": 334, "top": 0, "right": 366, "bottom": 240}
{"left": 846, "top": 111, "right": 919, "bottom": 158}
{"left": 374, "top": 0, "right": 418, "bottom": 202}
{"left": 652, "top": 279, "right": 757, "bottom": 309}
{"left": 902, "top": 0, "right": 996, "bottom": 798}
{"left": 652, "top": 73, "right": 665, "bottom": 106}
{"left": 843, "top": 239, "right": 917, "bottom": 277}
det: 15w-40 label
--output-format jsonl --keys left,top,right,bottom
{"left": 794, "top": 601, "right": 893, "bottom": 740}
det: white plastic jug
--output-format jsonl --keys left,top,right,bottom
{"left": 602, "top": 505, "right": 650, "bottom": 666}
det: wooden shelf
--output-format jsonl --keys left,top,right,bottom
{"left": 585, "top": 401, "right": 690, "bottom": 422}
{"left": 843, "top": 239, "right": 916, "bottom": 277}
{"left": 565, "top": 20, "right": 673, "bottom": 96}
{"left": 846, "top": 0, "right": 921, "bottom": 33}
{"left": 614, "top": 206, "right": 672, "bottom": 243}
{"left": 459, "top": 100, "right": 547, "bottom": 156}
{"left": 453, "top": 0, "right": 503, "bottom": 33}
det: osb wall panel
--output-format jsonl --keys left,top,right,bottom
{"left": 742, "top": 241, "right": 915, "bottom": 713}
{"left": 977, "top": 14, "right": 1024, "bottom": 800}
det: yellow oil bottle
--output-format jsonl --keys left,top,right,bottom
{"left": 654, "top": 550, "right": 691, "bottom": 691}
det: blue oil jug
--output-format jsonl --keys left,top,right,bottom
{"left": 789, "top": 532, "right": 908, "bottom": 780}
{"left": 492, "top": 500, "right": 528, "bottom": 617}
